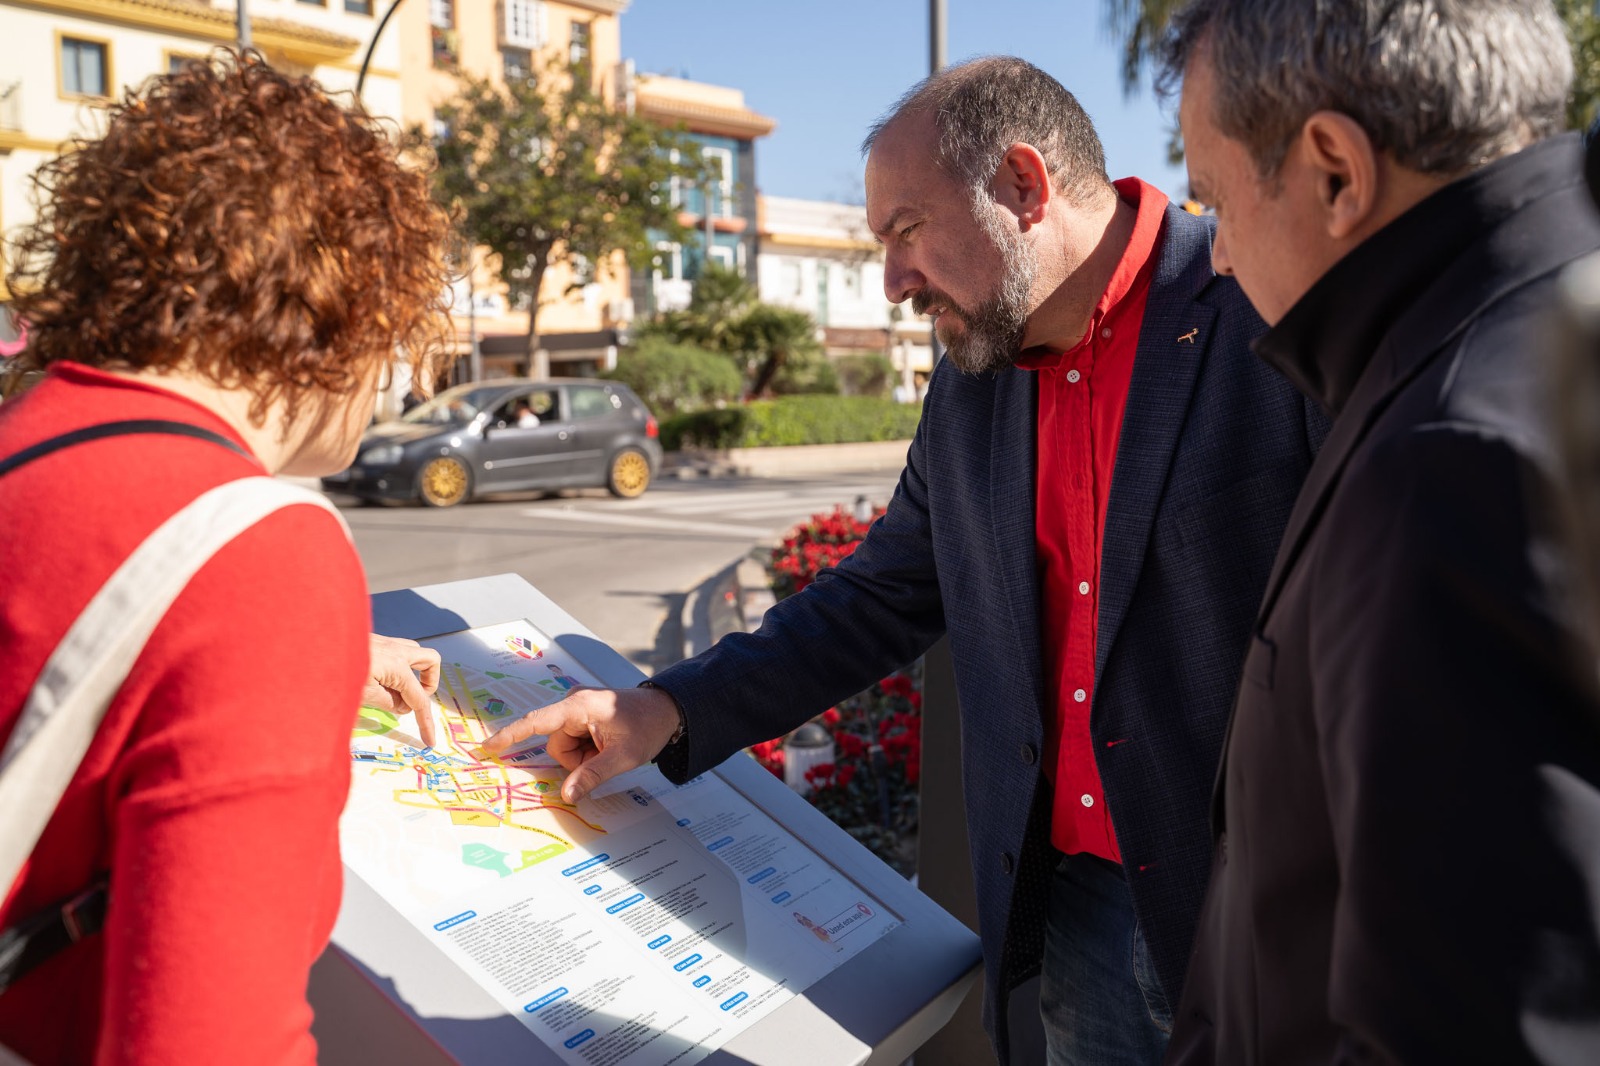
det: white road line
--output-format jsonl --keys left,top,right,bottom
{"left": 520, "top": 507, "right": 775, "bottom": 538}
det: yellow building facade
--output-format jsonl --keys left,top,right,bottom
{"left": 0, "top": 0, "right": 402, "bottom": 337}
{"left": 395, "top": 0, "right": 632, "bottom": 379}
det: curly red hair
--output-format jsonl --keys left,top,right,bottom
{"left": 6, "top": 52, "right": 454, "bottom": 421}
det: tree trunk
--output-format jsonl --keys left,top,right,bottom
{"left": 524, "top": 251, "right": 551, "bottom": 379}
{"left": 749, "top": 349, "right": 786, "bottom": 398}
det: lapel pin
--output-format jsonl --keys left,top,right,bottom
{"left": 1178, "top": 328, "right": 1199, "bottom": 344}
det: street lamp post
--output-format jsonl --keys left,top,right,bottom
{"left": 357, "top": 0, "right": 409, "bottom": 101}
{"left": 237, "top": 0, "right": 251, "bottom": 51}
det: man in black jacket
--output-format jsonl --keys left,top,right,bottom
{"left": 1159, "top": 2, "right": 1600, "bottom": 1063}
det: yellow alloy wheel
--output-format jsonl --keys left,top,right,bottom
{"left": 607, "top": 448, "right": 651, "bottom": 498}
{"left": 419, "top": 455, "right": 471, "bottom": 507}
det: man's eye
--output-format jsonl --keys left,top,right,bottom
{"left": 899, "top": 222, "right": 921, "bottom": 240}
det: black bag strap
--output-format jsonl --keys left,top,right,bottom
{"left": 0, "top": 419, "right": 247, "bottom": 480}
{"left": 0, "top": 880, "right": 107, "bottom": 995}
{"left": 0, "top": 418, "right": 251, "bottom": 995}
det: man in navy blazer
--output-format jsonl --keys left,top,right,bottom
{"left": 487, "top": 58, "right": 1323, "bottom": 1064}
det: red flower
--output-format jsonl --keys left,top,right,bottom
{"left": 821, "top": 707, "right": 840, "bottom": 727}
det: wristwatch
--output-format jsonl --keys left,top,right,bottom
{"left": 639, "top": 680, "right": 687, "bottom": 747}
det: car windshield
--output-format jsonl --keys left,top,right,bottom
{"left": 400, "top": 385, "right": 505, "bottom": 425}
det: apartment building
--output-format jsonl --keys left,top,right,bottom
{"left": 0, "top": 0, "right": 402, "bottom": 343}
{"left": 757, "top": 194, "right": 932, "bottom": 385}
{"left": 399, "top": 0, "right": 632, "bottom": 378}
{"left": 628, "top": 71, "right": 774, "bottom": 315}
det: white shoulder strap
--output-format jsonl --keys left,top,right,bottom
{"left": 0, "top": 478, "right": 348, "bottom": 891}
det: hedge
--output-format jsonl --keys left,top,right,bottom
{"left": 661, "top": 395, "right": 923, "bottom": 451}
{"left": 602, "top": 341, "right": 743, "bottom": 417}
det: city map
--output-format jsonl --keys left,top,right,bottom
{"left": 338, "top": 617, "right": 901, "bottom": 1066}
{"left": 341, "top": 620, "right": 656, "bottom": 912}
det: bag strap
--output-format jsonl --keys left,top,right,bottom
{"left": 0, "top": 420, "right": 247, "bottom": 479}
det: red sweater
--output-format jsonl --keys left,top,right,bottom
{"left": 0, "top": 364, "right": 367, "bottom": 1064}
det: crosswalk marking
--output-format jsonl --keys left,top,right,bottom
{"left": 519, "top": 507, "right": 775, "bottom": 538}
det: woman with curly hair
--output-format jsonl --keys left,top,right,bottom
{"left": 0, "top": 53, "right": 453, "bottom": 1063}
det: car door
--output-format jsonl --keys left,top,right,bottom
{"left": 474, "top": 387, "right": 581, "bottom": 491}
{"left": 563, "top": 384, "right": 632, "bottom": 485}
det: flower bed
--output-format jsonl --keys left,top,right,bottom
{"left": 768, "top": 505, "right": 883, "bottom": 599}
{"left": 751, "top": 507, "right": 922, "bottom": 877}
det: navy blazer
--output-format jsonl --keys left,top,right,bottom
{"left": 653, "top": 204, "right": 1325, "bottom": 1061}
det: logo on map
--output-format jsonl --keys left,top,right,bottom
{"left": 506, "top": 634, "right": 544, "bottom": 660}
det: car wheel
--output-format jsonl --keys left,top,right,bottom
{"left": 607, "top": 447, "right": 651, "bottom": 498}
{"left": 418, "top": 455, "right": 472, "bottom": 507}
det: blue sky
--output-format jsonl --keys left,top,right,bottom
{"left": 617, "top": 0, "right": 1189, "bottom": 205}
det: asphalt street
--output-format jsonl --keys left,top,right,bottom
{"left": 331, "top": 468, "right": 905, "bottom": 674}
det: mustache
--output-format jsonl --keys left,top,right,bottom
{"left": 912, "top": 288, "right": 962, "bottom": 318}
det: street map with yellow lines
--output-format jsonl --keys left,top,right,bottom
{"left": 338, "top": 618, "right": 899, "bottom": 1066}
{"left": 340, "top": 620, "right": 656, "bottom": 914}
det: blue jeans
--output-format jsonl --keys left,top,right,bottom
{"left": 1039, "top": 852, "right": 1173, "bottom": 1066}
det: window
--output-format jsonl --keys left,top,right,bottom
{"left": 501, "top": 46, "right": 533, "bottom": 82}
{"left": 702, "top": 147, "right": 733, "bottom": 217}
{"left": 345, "top": 0, "right": 374, "bottom": 13}
{"left": 654, "top": 242, "right": 681, "bottom": 280}
{"left": 296, "top": 0, "right": 327, "bottom": 7}
{"left": 707, "top": 244, "right": 735, "bottom": 270}
{"left": 503, "top": 0, "right": 543, "bottom": 49}
{"left": 569, "top": 387, "right": 614, "bottom": 420}
{"left": 430, "top": 0, "right": 454, "bottom": 29}
{"left": 60, "top": 37, "right": 108, "bottom": 99}
{"left": 781, "top": 260, "right": 802, "bottom": 297}
{"left": 569, "top": 20, "right": 591, "bottom": 65}
{"left": 493, "top": 390, "right": 559, "bottom": 428}
{"left": 166, "top": 53, "right": 201, "bottom": 74}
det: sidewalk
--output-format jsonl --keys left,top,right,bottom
{"left": 663, "top": 439, "right": 911, "bottom": 480}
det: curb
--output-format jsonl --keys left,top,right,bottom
{"left": 678, "top": 549, "right": 775, "bottom": 661}
{"left": 663, "top": 440, "right": 911, "bottom": 481}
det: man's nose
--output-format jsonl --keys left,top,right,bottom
{"left": 1211, "top": 228, "right": 1234, "bottom": 277}
{"left": 883, "top": 252, "right": 923, "bottom": 305}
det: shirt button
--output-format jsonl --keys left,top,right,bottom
{"left": 1020, "top": 743, "right": 1037, "bottom": 766}
{"left": 1001, "top": 852, "right": 1015, "bottom": 875}
{"left": 1065, "top": 369, "right": 1081, "bottom": 383}
{"left": 1081, "top": 794, "right": 1095, "bottom": 808}
{"left": 1078, "top": 581, "right": 1090, "bottom": 595}
{"left": 1073, "top": 688, "right": 1086, "bottom": 703}
{"left": 1101, "top": 327, "right": 1112, "bottom": 339}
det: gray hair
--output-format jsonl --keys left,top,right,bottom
{"left": 1158, "top": 0, "right": 1573, "bottom": 180}
{"left": 861, "top": 56, "right": 1112, "bottom": 204}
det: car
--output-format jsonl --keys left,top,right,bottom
{"left": 324, "top": 378, "right": 664, "bottom": 507}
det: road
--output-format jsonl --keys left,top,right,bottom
{"left": 333, "top": 468, "right": 904, "bottom": 674}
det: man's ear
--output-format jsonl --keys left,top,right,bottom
{"left": 1298, "top": 111, "right": 1378, "bottom": 241}
{"left": 993, "top": 142, "right": 1052, "bottom": 227}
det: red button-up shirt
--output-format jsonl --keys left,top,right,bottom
{"left": 1016, "top": 177, "right": 1168, "bottom": 860}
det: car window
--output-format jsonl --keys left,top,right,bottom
{"left": 569, "top": 387, "right": 620, "bottom": 420}
{"left": 401, "top": 385, "right": 501, "bottom": 425}
{"left": 491, "top": 389, "right": 561, "bottom": 428}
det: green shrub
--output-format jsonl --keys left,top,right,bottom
{"left": 662, "top": 395, "right": 922, "bottom": 450}
{"left": 602, "top": 341, "right": 742, "bottom": 417}
{"left": 769, "top": 352, "right": 839, "bottom": 396}
{"left": 834, "top": 352, "right": 896, "bottom": 397}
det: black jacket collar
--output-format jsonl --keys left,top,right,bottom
{"left": 1255, "top": 133, "right": 1585, "bottom": 418}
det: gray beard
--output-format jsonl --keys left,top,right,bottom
{"left": 939, "top": 194, "right": 1037, "bottom": 375}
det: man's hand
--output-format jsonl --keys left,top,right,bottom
{"left": 479, "top": 686, "right": 683, "bottom": 804}
{"left": 363, "top": 634, "right": 441, "bottom": 749}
